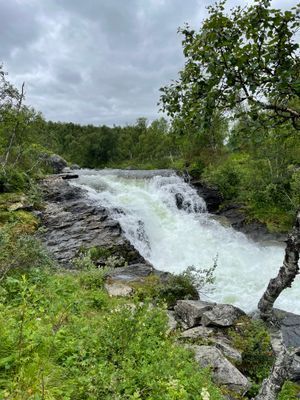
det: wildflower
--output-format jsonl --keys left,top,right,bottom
{"left": 201, "top": 387, "right": 210, "bottom": 400}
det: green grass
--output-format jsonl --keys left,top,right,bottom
{"left": 0, "top": 265, "right": 223, "bottom": 400}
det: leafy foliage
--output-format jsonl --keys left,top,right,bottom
{"left": 0, "top": 223, "right": 54, "bottom": 281}
{"left": 134, "top": 262, "right": 216, "bottom": 308}
{"left": 228, "top": 316, "right": 274, "bottom": 396}
{"left": 0, "top": 265, "right": 223, "bottom": 400}
{"left": 160, "top": 0, "right": 300, "bottom": 129}
{"left": 278, "top": 381, "right": 300, "bottom": 400}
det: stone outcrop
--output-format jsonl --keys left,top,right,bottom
{"left": 174, "top": 300, "right": 245, "bottom": 329}
{"left": 108, "top": 263, "right": 170, "bottom": 283}
{"left": 180, "top": 325, "right": 216, "bottom": 340}
{"left": 216, "top": 204, "right": 286, "bottom": 243}
{"left": 201, "top": 304, "right": 245, "bottom": 327}
{"left": 174, "top": 300, "right": 216, "bottom": 329}
{"left": 180, "top": 326, "right": 242, "bottom": 363}
{"left": 190, "top": 180, "right": 223, "bottom": 212}
{"left": 43, "top": 154, "right": 68, "bottom": 174}
{"left": 38, "top": 176, "right": 147, "bottom": 267}
{"left": 273, "top": 308, "right": 300, "bottom": 381}
{"left": 104, "top": 282, "right": 133, "bottom": 297}
{"left": 191, "top": 345, "right": 250, "bottom": 395}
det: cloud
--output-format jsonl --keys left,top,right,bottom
{"left": 0, "top": 0, "right": 298, "bottom": 125}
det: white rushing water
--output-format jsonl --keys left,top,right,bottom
{"left": 71, "top": 169, "right": 300, "bottom": 313}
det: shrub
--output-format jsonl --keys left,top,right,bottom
{"left": 228, "top": 316, "right": 274, "bottom": 396}
{"left": 0, "top": 224, "right": 54, "bottom": 281}
{"left": 134, "top": 262, "right": 216, "bottom": 308}
{"left": 278, "top": 381, "right": 300, "bottom": 400}
{"left": 0, "top": 268, "right": 223, "bottom": 399}
{"left": 0, "top": 167, "right": 29, "bottom": 193}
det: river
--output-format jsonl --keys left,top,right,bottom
{"left": 71, "top": 169, "right": 300, "bottom": 313}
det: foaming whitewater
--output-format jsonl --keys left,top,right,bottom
{"left": 71, "top": 169, "right": 300, "bottom": 313}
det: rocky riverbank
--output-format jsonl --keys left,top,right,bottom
{"left": 190, "top": 179, "right": 287, "bottom": 243}
{"left": 36, "top": 172, "right": 300, "bottom": 399}
{"left": 38, "top": 175, "right": 148, "bottom": 267}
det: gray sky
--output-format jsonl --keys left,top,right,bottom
{"left": 0, "top": 0, "right": 297, "bottom": 126}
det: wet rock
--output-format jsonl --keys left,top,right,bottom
{"left": 277, "top": 310, "right": 300, "bottom": 349}
{"left": 201, "top": 304, "right": 245, "bottom": 327}
{"left": 217, "top": 204, "right": 286, "bottom": 243}
{"left": 191, "top": 345, "right": 250, "bottom": 395}
{"left": 190, "top": 181, "right": 223, "bottom": 212}
{"left": 42, "top": 177, "right": 83, "bottom": 202}
{"left": 105, "top": 282, "right": 133, "bottom": 297}
{"left": 38, "top": 177, "right": 146, "bottom": 267}
{"left": 175, "top": 193, "right": 184, "bottom": 209}
{"left": 174, "top": 300, "right": 215, "bottom": 329}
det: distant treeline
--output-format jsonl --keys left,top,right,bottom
{"left": 1, "top": 54, "right": 300, "bottom": 234}
{"left": 38, "top": 117, "right": 179, "bottom": 169}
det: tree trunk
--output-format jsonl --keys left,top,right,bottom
{"left": 254, "top": 333, "right": 294, "bottom": 400}
{"left": 258, "top": 211, "right": 300, "bottom": 322}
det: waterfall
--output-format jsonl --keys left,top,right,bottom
{"left": 71, "top": 169, "right": 300, "bottom": 313}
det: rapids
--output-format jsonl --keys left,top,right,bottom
{"left": 71, "top": 169, "right": 300, "bottom": 313}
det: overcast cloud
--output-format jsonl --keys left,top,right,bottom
{"left": 0, "top": 0, "right": 298, "bottom": 125}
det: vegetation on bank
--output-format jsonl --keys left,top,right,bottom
{"left": 1, "top": 218, "right": 299, "bottom": 399}
{"left": 0, "top": 0, "right": 300, "bottom": 397}
{"left": 0, "top": 220, "right": 224, "bottom": 400}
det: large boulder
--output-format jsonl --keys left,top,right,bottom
{"left": 174, "top": 300, "right": 215, "bottom": 328}
{"left": 201, "top": 304, "right": 245, "bottom": 327}
{"left": 104, "top": 282, "right": 133, "bottom": 297}
{"left": 44, "top": 154, "right": 68, "bottom": 174}
{"left": 180, "top": 326, "right": 242, "bottom": 363}
{"left": 191, "top": 345, "right": 250, "bottom": 395}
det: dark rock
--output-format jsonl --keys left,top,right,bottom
{"left": 174, "top": 300, "right": 215, "bottom": 328}
{"left": 62, "top": 174, "right": 79, "bottom": 180}
{"left": 217, "top": 204, "right": 286, "bottom": 243}
{"left": 41, "top": 177, "right": 84, "bottom": 203}
{"left": 43, "top": 154, "right": 68, "bottom": 174}
{"left": 190, "top": 180, "right": 223, "bottom": 212}
{"left": 175, "top": 193, "right": 184, "bottom": 209}
{"left": 38, "top": 177, "right": 147, "bottom": 267}
{"left": 291, "top": 353, "right": 300, "bottom": 382}
{"left": 274, "top": 309, "right": 300, "bottom": 349}
{"left": 201, "top": 304, "right": 245, "bottom": 327}
{"left": 108, "top": 263, "right": 171, "bottom": 285}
